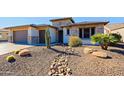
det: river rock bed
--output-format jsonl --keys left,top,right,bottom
{"left": 48, "top": 47, "right": 76, "bottom": 76}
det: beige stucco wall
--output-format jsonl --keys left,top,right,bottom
{"left": 95, "top": 25, "right": 104, "bottom": 34}
{"left": 111, "top": 28, "right": 124, "bottom": 42}
{"left": 63, "top": 24, "right": 105, "bottom": 44}
{"left": 52, "top": 20, "right": 73, "bottom": 30}
{"left": 49, "top": 28, "right": 57, "bottom": 43}
{"left": 0, "top": 31, "right": 8, "bottom": 40}
{"left": 8, "top": 26, "right": 57, "bottom": 44}
{"left": 28, "top": 27, "right": 39, "bottom": 44}
{"left": 8, "top": 30, "right": 13, "bottom": 42}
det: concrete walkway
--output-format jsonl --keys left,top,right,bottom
{"left": 0, "top": 42, "right": 32, "bottom": 55}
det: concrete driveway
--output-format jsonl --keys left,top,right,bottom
{"left": 0, "top": 42, "right": 32, "bottom": 55}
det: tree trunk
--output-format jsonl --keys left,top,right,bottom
{"left": 100, "top": 44, "right": 108, "bottom": 50}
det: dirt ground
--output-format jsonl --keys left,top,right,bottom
{"left": 0, "top": 45, "right": 124, "bottom": 76}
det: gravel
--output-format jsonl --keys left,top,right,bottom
{"left": 0, "top": 45, "right": 124, "bottom": 76}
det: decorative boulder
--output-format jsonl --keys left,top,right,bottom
{"left": 92, "top": 51, "right": 108, "bottom": 58}
{"left": 83, "top": 47, "right": 94, "bottom": 54}
{"left": 18, "top": 49, "right": 31, "bottom": 56}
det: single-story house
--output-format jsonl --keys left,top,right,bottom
{"left": 0, "top": 28, "right": 9, "bottom": 41}
{"left": 5, "top": 17, "right": 109, "bottom": 45}
{"left": 105, "top": 23, "right": 124, "bottom": 42}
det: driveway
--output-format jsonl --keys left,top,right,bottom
{"left": 0, "top": 42, "right": 32, "bottom": 55}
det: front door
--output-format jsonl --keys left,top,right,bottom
{"left": 39, "top": 30, "right": 45, "bottom": 43}
{"left": 58, "top": 30, "right": 63, "bottom": 43}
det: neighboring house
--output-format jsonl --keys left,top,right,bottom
{"left": 5, "top": 17, "right": 109, "bottom": 44}
{"left": 105, "top": 23, "right": 124, "bottom": 42}
{"left": 0, "top": 28, "right": 9, "bottom": 41}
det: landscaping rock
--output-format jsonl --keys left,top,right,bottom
{"left": 83, "top": 47, "right": 94, "bottom": 54}
{"left": 19, "top": 49, "right": 31, "bottom": 56}
{"left": 92, "top": 51, "right": 108, "bottom": 58}
{"left": 48, "top": 71, "right": 52, "bottom": 76}
{"left": 48, "top": 47, "right": 72, "bottom": 76}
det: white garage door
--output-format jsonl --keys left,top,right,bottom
{"left": 13, "top": 30, "right": 28, "bottom": 43}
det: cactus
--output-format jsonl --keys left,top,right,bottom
{"left": 45, "top": 29, "right": 51, "bottom": 48}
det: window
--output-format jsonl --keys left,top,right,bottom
{"left": 91, "top": 27, "right": 95, "bottom": 36}
{"left": 67, "top": 29, "right": 70, "bottom": 35}
{"left": 84, "top": 28, "right": 90, "bottom": 38}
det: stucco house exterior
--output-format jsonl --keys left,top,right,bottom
{"left": 105, "top": 23, "right": 124, "bottom": 42}
{"left": 0, "top": 28, "right": 9, "bottom": 41}
{"left": 5, "top": 17, "right": 109, "bottom": 45}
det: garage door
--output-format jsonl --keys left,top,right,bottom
{"left": 13, "top": 30, "right": 28, "bottom": 43}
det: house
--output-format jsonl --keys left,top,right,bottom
{"left": 0, "top": 28, "right": 9, "bottom": 41}
{"left": 105, "top": 23, "right": 124, "bottom": 42}
{"left": 5, "top": 17, "right": 109, "bottom": 45}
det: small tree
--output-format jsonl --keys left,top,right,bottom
{"left": 91, "top": 34, "right": 110, "bottom": 50}
{"left": 91, "top": 33, "right": 122, "bottom": 50}
{"left": 45, "top": 29, "right": 51, "bottom": 48}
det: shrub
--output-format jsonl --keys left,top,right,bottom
{"left": 14, "top": 50, "right": 20, "bottom": 54}
{"left": 6, "top": 55, "right": 15, "bottom": 62}
{"left": 91, "top": 34, "right": 110, "bottom": 50}
{"left": 45, "top": 29, "right": 51, "bottom": 48}
{"left": 91, "top": 33, "right": 122, "bottom": 50}
{"left": 68, "top": 36, "right": 82, "bottom": 47}
{"left": 109, "top": 33, "right": 122, "bottom": 45}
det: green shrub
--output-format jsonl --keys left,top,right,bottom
{"left": 6, "top": 55, "right": 15, "bottom": 62}
{"left": 68, "top": 36, "right": 82, "bottom": 47}
{"left": 14, "top": 50, "right": 20, "bottom": 54}
{"left": 109, "top": 33, "right": 122, "bottom": 45}
{"left": 91, "top": 34, "right": 110, "bottom": 50}
{"left": 91, "top": 33, "right": 122, "bottom": 50}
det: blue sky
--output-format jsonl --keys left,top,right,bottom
{"left": 0, "top": 17, "right": 124, "bottom": 28}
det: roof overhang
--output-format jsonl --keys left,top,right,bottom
{"left": 61, "top": 21, "right": 109, "bottom": 28}
{"left": 4, "top": 24, "right": 57, "bottom": 30}
{"left": 50, "top": 17, "right": 75, "bottom": 23}
{"left": 4, "top": 24, "right": 37, "bottom": 29}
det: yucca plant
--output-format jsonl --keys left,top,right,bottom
{"left": 45, "top": 29, "right": 51, "bottom": 48}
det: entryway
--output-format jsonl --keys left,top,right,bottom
{"left": 58, "top": 30, "right": 63, "bottom": 43}
{"left": 39, "top": 30, "right": 45, "bottom": 43}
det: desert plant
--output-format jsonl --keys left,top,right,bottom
{"left": 109, "top": 33, "right": 122, "bottom": 45}
{"left": 91, "top": 34, "right": 110, "bottom": 50}
{"left": 45, "top": 29, "right": 51, "bottom": 48}
{"left": 91, "top": 33, "right": 122, "bottom": 50}
{"left": 6, "top": 55, "right": 15, "bottom": 62}
{"left": 68, "top": 36, "right": 82, "bottom": 47}
{"left": 13, "top": 50, "right": 20, "bottom": 54}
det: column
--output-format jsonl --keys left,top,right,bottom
{"left": 28, "top": 27, "right": 39, "bottom": 44}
